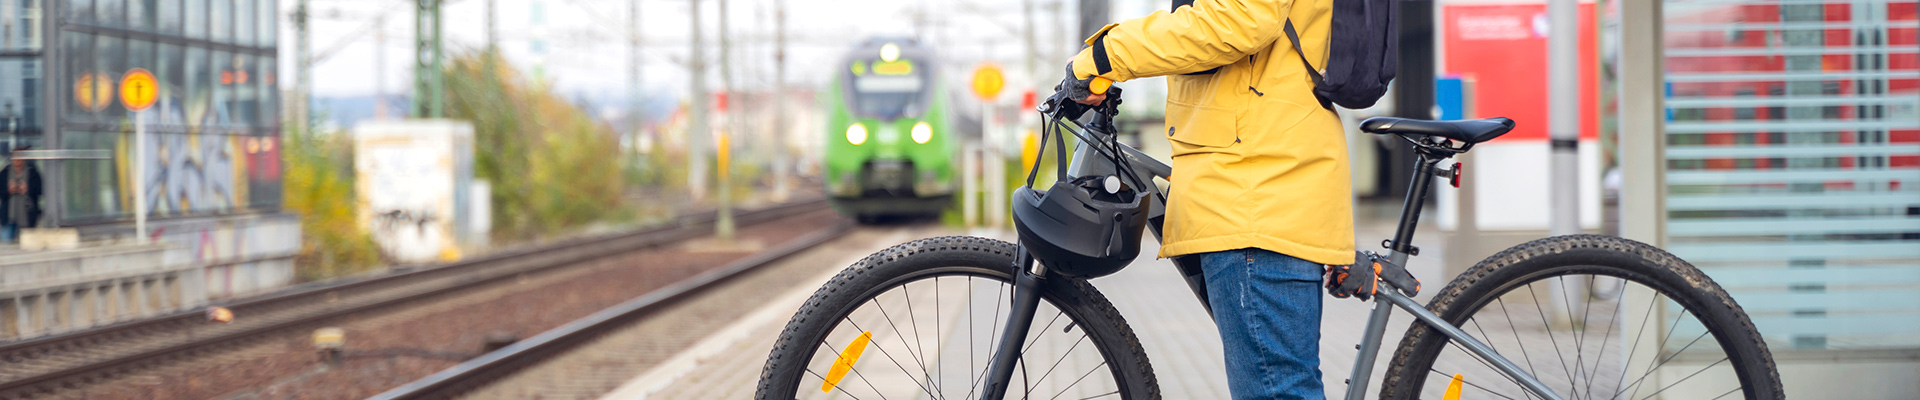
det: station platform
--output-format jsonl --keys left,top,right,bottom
{"left": 0, "top": 213, "right": 300, "bottom": 341}
{"left": 594, "top": 205, "right": 1462, "bottom": 399}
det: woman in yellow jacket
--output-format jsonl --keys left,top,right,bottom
{"left": 1060, "top": 0, "right": 1349, "bottom": 398}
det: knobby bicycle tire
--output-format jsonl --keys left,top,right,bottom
{"left": 756, "top": 236, "right": 1161, "bottom": 400}
{"left": 1380, "top": 235, "right": 1782, "bottom": 400}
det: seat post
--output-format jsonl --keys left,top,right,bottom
{"left": 1387, "top": 151, "right": 1442, "bottom": 262}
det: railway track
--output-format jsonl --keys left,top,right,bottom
{"left": 366, "top": 215, "right": 868, "bottom": 400}
{"left": 0, "top": 198, "right": 829, "bottom": 399}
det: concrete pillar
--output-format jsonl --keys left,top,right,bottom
{"left": 49, "top": 291, "right": 67, "bottom": 332}
{"left": 2, "top": 297, "right": 18, "bottom": 339}
{"left": 75, "top": 287, "right": 95, "bottom": 328}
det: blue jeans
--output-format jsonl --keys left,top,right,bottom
{"left": 1200, "top": 248, "right": 1325, "bottom": 400}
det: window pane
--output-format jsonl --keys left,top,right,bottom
{"left": 230, "top": 53, "right": 251, "bottom": 124}
{"left": 128, "top": 0, "right": 150, "bottom": 30}
{"left": 94, "top": 0, "right": 119, "bottom": 27}
{"left": 255, "top": 0, "right": 273, "bottom": 46}
{"left": 66, "top": 0, "right": 89, "bottom": 24}
{"left": 257, "top": 55, "right": 273, "bottom": 127}
{"left": 231, "top": 0, "right": 249, "bottom": 46}
{"left": 0, "top": 57, "right": 42, "bottom": 140}
{"left": 3, "top": 0, "right": 45, "bottom": 51}
{"left": 59, "top": 130, "right": 122, "bottom": 221}
{"left": 1660, "top": 0, "right": 1920, "bottom": 352}
{"left": 211, "top": 49, "right": 229, "bottom": 125}
{"left": 157, "top": 0, "right": 179, "bottom": 34}
{"left": 62, "top": 32, "right": 89, "bottom": 121}
{"left": 208, "top": 0, "right": 227, "bottom": 43}
{"left": 158, "top": 43, "right": 180, "bottom": 125}
{"left": 182, "top": 0, "right": 201, "bottom": 38}
{"left": 93, "top": 34, "right": 123, "bottom": 122}
{"left": 185, "top": 46, "right": 204, "bottom": 128}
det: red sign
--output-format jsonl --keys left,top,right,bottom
{"left": 1442, "top": 3, "right": 1598, "bottom": 141}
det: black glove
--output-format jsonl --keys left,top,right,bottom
{"left": 1327, "top": 251, "right": 1421, "bottom": 301}
{"left": 1056, "top": 62, "right": 1098, "bottom": 103}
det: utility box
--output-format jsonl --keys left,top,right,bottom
{"left": 353, "top": 120, "right": 477, "bottom": 264}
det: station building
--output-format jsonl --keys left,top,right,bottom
{"left": 0, "top": 0, "right": 297, "bottom": 339}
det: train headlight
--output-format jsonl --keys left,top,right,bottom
{"left": 911, "top": 122, "right": 933, "bottom": 144}
{"left": 846, "top": 123, "right": 868, "bottom": 145}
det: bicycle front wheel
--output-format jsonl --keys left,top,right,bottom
{"left": 755, "top": 236, "right": 1160, "bottom": 400}
{"left": 1380, "top": 235, "right": 1782, "bottom": 400}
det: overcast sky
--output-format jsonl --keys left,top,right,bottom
{"left": 280, "top": 0, "right": 1163, "bottom": 103}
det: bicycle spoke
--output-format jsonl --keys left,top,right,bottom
{"left": 1610, "top": 292, "right": 1665, "bottom": 398}
{"left": 1442, "top": 340, "right": 1533, "bottom": 399}
{"left": 1619, "top": 309, "right": 1691, "bottom": 400}
{"left": 1635, "top": 356, "right": 1729, "bottom": 400}
{"left": 870, "top": 294, "right": 939, "bottom": 393}
{"left": 805, "top": 368, "right": 873, "bottom": 400}
{"left": 1525, "top": 283, "right": 1580, "bottom": 390}
{"left": 935, "top": 276, "right": 943, "bottom": 400}
{"left": 1429, "top": 368, "right": 1522, "bottom": 400}
{"left": 1494, "top": 297, "right": 1545, "bottom": 387}
{"left": 1466, "top": 317, "right": 1538, "bottom": 400}
{"left": 1708, "top": 386, "right": 1742, "bottom": 400}
{"left": 967, "top": 276, "right": 976, "bottom": 400}
{"left": 1581, "top": 277, "right": 1627, "bottom": 400}
{"left": 1027, "top": 333, "right": 1092, "bottom": 391}
{"left": 871, "top": 295, "right": 932, "bottom": 372}
{"left": 1573, "top": 276, "right": 1597, "bottom": 399}
{"left": 965, "top": 280, "right": 1013, "bottom": 400}
{"left": 818, "top": 336, "right": 896, "bottom": 400}
{"left": 1618, "top": 329, "right": 1712, "bottom": 400}
{"left": 843, "top": 316, "right": 941, "bottom": 399}
{"left": 902, "top": 282, "right": 934, "bottom": 393}
{"left": 1073, "top": 390, "right": 1120, "bottom": 400}
{"left": 1047, "top": 361, "right": 1109, "bottom": 400}
{"left": 1023, "top": 311, "right": 1066, "bottom": 354}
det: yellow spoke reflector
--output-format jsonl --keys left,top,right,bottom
{"left": 821, "top": 331, "right": 874, "bottom": 393}
{"left": 1442, "top": 373, "right": 1464, "bottom": 400}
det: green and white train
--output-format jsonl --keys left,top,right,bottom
{"left": 822, "top": 38, "right": 958, "bottom": 219}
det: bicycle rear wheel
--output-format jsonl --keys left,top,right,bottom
{"left": 1380, "top": 235, "right": 1782, "bottom": 400}
{"left": 755, "top": 236, "right": 1160, "bottom": 400}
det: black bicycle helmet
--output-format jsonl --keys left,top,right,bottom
{"left": 1012, "top": 175, "right": 1150, "bottom": 278}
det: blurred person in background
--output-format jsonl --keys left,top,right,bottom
{"left": 1058, "top": 0, "right": 1348, "bottom": 398}
{"left": 2, "top": 146, "right": 44, "bottom": 240}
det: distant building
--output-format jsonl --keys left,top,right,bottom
{"left": 0, "top": 0, "right": 296, "bottom": 341}
{"left": 1, "top": 0, "right": 282, "bottom": 228}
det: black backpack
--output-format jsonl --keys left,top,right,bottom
{"left": 1282, "top": 0, "right": 1398, "bottom": 110}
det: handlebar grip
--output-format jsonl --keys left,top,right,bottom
{"left": 1090, "top": 77, "right": 1112, "bottom": 95}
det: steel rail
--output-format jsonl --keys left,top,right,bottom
{"left": 0, "top": 198, "right": 828, "bottom": 396}
{"left": 368, "top": 219, "right": 855, "bottom": 400}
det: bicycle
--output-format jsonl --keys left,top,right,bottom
{"left": 756, "top": 85, "right": 1782, "bottom": 400}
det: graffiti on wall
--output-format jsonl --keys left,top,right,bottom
{"left": 137, "top": 132, "right": 243, "bottom": 216}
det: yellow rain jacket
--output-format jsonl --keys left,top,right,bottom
{"left": 1069, "top": 0, "right": 1353, "bottom": 265}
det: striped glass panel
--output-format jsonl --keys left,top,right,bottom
{"left": 1662, "top": 0, "right": 1920, "bottom": 353}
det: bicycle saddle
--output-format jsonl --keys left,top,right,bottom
{"left": 1359, "top": 117, "right": 1515, "bottom": 144}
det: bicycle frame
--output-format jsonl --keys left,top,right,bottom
{"left": 978, "top": 105, "right": 1565, "bottom": 400}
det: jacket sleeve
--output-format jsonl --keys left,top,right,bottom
{"left": 1071, "top": 0, "right": 1295, "bottom": 82}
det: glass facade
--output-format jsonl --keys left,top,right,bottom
{"left": 38, "top": 0, "right": 281, "bottom": 224}
{"left": 1660, "top": 0, "right": 1919, "bottom": 352}
{"left": 2, "top": 0, "right": 43, "bottom": 155}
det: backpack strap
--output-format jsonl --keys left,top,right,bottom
{"left": 1282, "top": 19, "right": 1336, "bottom": 110}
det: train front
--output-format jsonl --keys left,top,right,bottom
{"left": 823, "top": 39, "right": 956, "bottom": 219}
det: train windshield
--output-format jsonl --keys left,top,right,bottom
{"left": 847, "top": 60, "right": 931, "bottom": 119}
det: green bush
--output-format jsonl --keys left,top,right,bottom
{"left": 445, "top": 52, "right": 627, "bottom": 241}
{"left": 283, "top": 120, "right": 383, "bottom": 281}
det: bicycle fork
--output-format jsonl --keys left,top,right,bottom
{"left": 979, "top": 248, "right": 1046, "bottom": 400}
